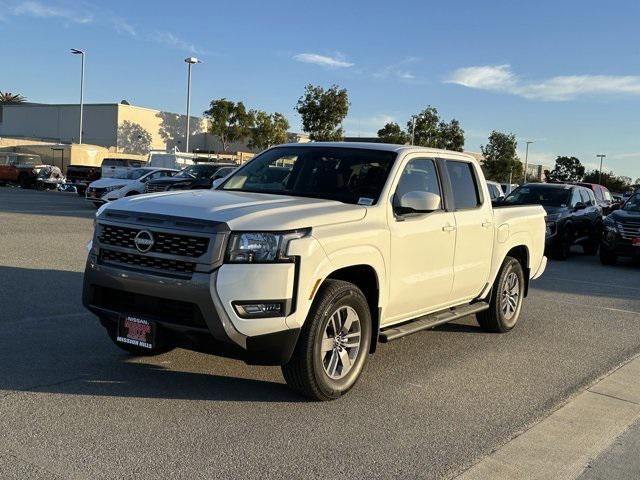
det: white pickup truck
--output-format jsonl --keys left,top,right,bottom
{"left": 83, "top": 143, "right": 547, "bottom": 400}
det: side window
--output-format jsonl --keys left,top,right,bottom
{"left": 394, "top": 158, "right": 441, "bottom": 206}
{"left": 593, "top": 187, "right": 604, "bottom": 201}
{"left": 579, "top": 189, "right": 592, "bottom": 205}
{"left": 0, "top": 155, "right": 7, "bottom": 166}
{"left": 446, "top": 160, "right": 481, "bottom": 210}
{"left": 570, "top": 189, "right": 582, "bottom": 207}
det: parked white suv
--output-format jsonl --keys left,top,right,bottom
{"left": 83, "top": 143, "right": 547, "bottom": 400}
{"left": 85, "top": 167, "right": 177, "bottom": 207}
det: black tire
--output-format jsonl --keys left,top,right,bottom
{"left": 19, "top": 174, "right": 32, "bottom": 189}
{"left": 582, "top": 240, "right": 598, "bottom": 255}
{"left": 282, "top": 279, "right": 372, "bottom": 401}
{"left": 92, "top": 202, "right": 102, "bottom": 208}
{"left": 550, "top": 228, "right": 572, "bottom": 260}
{"left": 599, "top": 247, "right": 617, "bottom": 265}
{"left": 125, "top": 190, "right": 139, "bottom": 197}
{"left": 477, "top": 256, "right": 525, "bottom": 333}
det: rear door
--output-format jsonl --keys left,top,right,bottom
{"left": 444, "top": 159, "right": 494, "bottom": 302}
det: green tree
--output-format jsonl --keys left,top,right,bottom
{"left": 438, "top": 118, "right": 465, "bottom": 152}
{"left": 377, "top": 122, "right": 409, "bottom": 144}
{"left": 249, "top": 111, "right": 290, "bottom": 151}
{"left": 480, "top": 131, "right": 522, "bottom": 182}
{"left": 546, "top": 156, "right": 585, "bottom": 182}
{"left": 0, "top": 91, "right": 26, "bottom": 104}
{"left": 295, "top": 84, "right": 349, "bottom": 141}
{"left": 203, "top": 99, "right": 254, "bottom": 152}
{"left": 582, "top": 170, "right": 630, "bottom": 191}
{"left": 406, "top": 106, "right": 465, "bottom": 151}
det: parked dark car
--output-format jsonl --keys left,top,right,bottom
{"left": 600, "top": 192, "right": 640, "bottom": 264}
{"left": 503, "top": 183, "right": 602, "bottom": 260}
{"left": 144, "top": 163, "right": 235, "bottom": 193}
{"left": 575, "top": 182, "right": 617, "bottom": 215}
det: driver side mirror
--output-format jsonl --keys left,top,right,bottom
{"left": 397, "top": 191, "right": 441, "bottom": 214}
{"left": 211, "top": 178, "right": 224, "bottom": 189}
{"left": 573, "top": 202, "right": 586, "bottom": 211}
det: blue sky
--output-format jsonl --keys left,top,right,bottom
{"left": 2, "top": 0, "right": 640, "bottom": 180}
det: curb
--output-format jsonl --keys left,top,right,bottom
{"left": 457, "top": 355, "right": 640, "bottom": 480}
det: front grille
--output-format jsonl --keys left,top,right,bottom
{"left": 101, "top": 249, "right": 195, "bottom": 276}
{"left": 618, "top": 221, "right": 640, "bottom": 240}
{"left": 87, "top": 187, "right": 107, "bottom": 196}
{"left": 145, "top": 183, "right": 169, "bottom": 193}
{"left": 92, "top": 286, "right": 207, "bottom": 329}
{"left": 99, "top": 224, "right": 209, "bottom": 258}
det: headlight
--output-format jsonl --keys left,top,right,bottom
{"left": 226, "top": 229, "right": 309, "bottom": 263}
{"left": 545, "top": 221, "right": 556, "bottom": 237}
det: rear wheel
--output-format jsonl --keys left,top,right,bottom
{"left": 582, "top": 240, "right": 598, "bottom": 255}
{"left": 92, "top": 202, "right": 102, "bottom": 208}
{"left": 19, "top": 174, "right": 32, "bottom": 189}
{"left": 477, "top": 256, "right": 525, "bottom": 333}
{"left": 282, "top": 279, "right": 372, "bottom": 401}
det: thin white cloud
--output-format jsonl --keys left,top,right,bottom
{"left": 149, "top": 31, "right": 204, "bottom": 55}
{"left": 446, "top": 64, "right": 640, "bottom": 101}
{"left": 293, "top": 53, "right": 354, "bottom": 68}
{"left": 374, "top": 57, "right": 420, "bottom": 82}
{"left": 11, "top": 0, "right": 93, "bottom": 24}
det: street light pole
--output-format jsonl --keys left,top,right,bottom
{"left": 523, "top": 141, "right": 533, "bottom": 183}
{"left": 597, "top": 154, "right": 606, "bottom": 185}
{"left": 70, "top": 49, "right": 85, "bottom": 144}
{"left": 184, "top": 57, "right": 201, "bottom": 153}
{"left": 411, "top": 115, "right": 417, "bottom": 145}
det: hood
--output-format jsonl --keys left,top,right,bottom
{"left": 147, "top": 177, "right": 191, "bottom": 185}
{"left": 105, "top": 190, "right": 367, "bottom": 230}
{"left": 609, "top": 208, "right": 640, "bottom": 222}
{"left": 90, "top": 177, "right": 134, "bottom": 188}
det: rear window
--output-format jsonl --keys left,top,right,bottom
{"left": 446, "top": 161, "right": 481, "bottom": 209}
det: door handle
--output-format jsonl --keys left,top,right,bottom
{"left": 482, "top": 220, "right": 492, "bottom": 228}
{"left": 442, "top": 225, "right": 456, "bottom": 232}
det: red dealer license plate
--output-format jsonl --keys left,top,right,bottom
{"left": 116, "top": 316, "right": 155, "bottom": 349}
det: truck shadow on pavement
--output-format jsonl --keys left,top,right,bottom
{"left": 0, "top": 265, "right": 304, "bottom": 403}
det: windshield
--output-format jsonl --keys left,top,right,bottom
{"left": 176, "top": 165, "right": 218, "bottom": 179}
{"left": 623, "top": 193, "right": 640, "bottom": 212}
{"left": 504, "top": 185, "right": 571, "bottom": 207}
{"left": 221, "top": 146, "right": 397, "bottom": 204}
{"left": 115, "top": 168, "right": 149, "bottom": 180}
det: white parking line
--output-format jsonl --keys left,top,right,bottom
{"left": 532, "top": 296, "right": 640, "bottom": 316}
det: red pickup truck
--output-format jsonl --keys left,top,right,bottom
{"left": 0, "top": 153, "right": 44, "bottom": 188}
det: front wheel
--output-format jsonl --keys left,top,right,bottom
{"left": 600, "top": 247, "right": 617, "bottom": 265}
{"left": 477, "top": 256, "right": 525, "bottom": 333}
{"left": 282, "top": 279, "right": 372, "bottom": 401}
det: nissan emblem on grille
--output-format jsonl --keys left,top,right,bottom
{"left": 134, "top": 230, "right": 155, "bottom": 253}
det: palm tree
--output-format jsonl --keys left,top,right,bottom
{"left": 0, "top": 91, "right": 27, "bottom": 104}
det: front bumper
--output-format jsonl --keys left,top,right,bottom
{"left": 83, "top": 256, "right": 300, "bottom": 365}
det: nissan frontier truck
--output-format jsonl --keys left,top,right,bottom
{"left": 83, "top": 143, "right": 547, "bottom": 400}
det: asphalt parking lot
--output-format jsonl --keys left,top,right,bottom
{"left": 1, "top": 187, "right": 640, "bottom": 480}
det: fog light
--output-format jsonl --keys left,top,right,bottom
{"left": 234, "top": 302, "right": 284, "bottom": 318}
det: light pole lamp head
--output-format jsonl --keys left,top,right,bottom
{"left": 184, "top": 57, "right": 201, "bottom": 64}
{"left": 70, "top": 48, "right": 85, "bottom": 55}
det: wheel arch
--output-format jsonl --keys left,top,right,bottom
{"left": 504, "top": 245, "right": 531, "bottom": 297}
{"left": 323, "top": 264, "right": 381, "bottom": 354}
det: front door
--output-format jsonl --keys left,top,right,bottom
{"left": 444, "top": 160, "right": 493, "bottom": 302}
{"left": 386, "top": 157, "right": 456, "bottom": 322}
